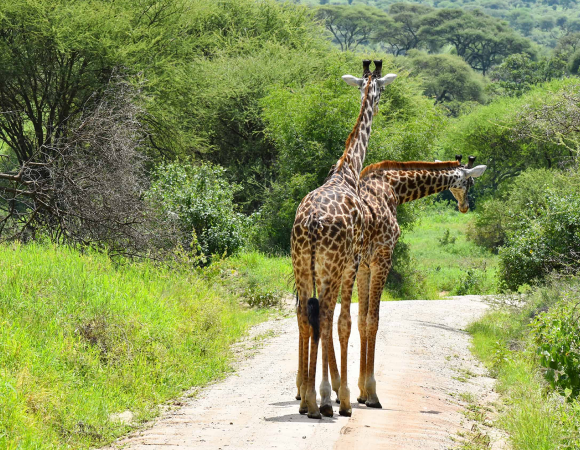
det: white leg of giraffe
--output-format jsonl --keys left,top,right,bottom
{"left": 319, "top": 308, "right": 334, "bottom": 417}
{"left": 320, "top": 273, "right": 341, "bottom": 417}
{"left": 337, "top": 262, "right": 357, "bottom": 417}
{"left": 356, "top": 262, "right": 370, "bottom": 403}
{"left": 327, "top": 303, "right": 341, "bottom": 403}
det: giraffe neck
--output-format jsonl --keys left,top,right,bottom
{"left": 335, "top": 77, "right": 375, "bottom": 187}
{"left": 382, "top": 168, "right": 461, "bottom": 205}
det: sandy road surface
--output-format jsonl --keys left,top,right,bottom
{"left": 110, "top": 296, "right": 503, "bottom": 450}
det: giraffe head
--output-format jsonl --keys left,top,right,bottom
{"left": 448, "top": 155, "right": 487, "bottom": 213}
{"left": 342, "top": 60, "right": 397, "bottom": 116}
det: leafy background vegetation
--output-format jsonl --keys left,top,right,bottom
{"left": 1, "top": 0, "right": 580, "bottom": 447}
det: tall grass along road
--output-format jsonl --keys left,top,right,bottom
{"left": 0, "top": 244, "right": 268, "bottom": 449}
{"left": 109, "top": 296, "right": 503, "bottom": 450}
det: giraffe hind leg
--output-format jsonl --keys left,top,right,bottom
{"left": 337, "top": 262, "right": 357, "bottom": 417}
{"left": 356, "top": 263, "right": 370, "bottom": 404}
{"left": 328, "top": 301, "right": 341, "bottom": 403}
{"left": 365, "top": 253, "right": 391, "bottom": 409}
{"left": 319, "top": 283, "right": 338, "bottom": 417}
{"left": 296, "top": 310, "right": 303, "bottom": 401}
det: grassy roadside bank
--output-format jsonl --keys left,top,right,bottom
{"left": 467, "top": 281, "right": 580, "bottom": 449}
{"left": 0, "top": 244, "right": 280, "bottom": 449}
{"left": 391, "top": 205, "right": 499, "bottom": 300}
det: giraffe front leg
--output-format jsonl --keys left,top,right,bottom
{"left": 338, "top": 265, "right": 356, "bottom": 417}
{"left": 296, "top": 308, "right": 303, "bottom": 401}
{"left": 298, "top": 309, "right": 310, "bottom": 415}
{"left": 365, "top": 253, "right": 390, "bottom": 409}
{"left": 356, "top": 263, "right": 370, "bottom": 404}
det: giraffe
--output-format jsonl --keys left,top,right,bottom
{"left": 352, "top": 155, "right": 487, "bottom": 408}
{"left": 291, "top": 60, "right": 397, "bottom": 419}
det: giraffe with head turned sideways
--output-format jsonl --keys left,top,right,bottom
{"left": 291, "top": 59, "right": 397, "bottom": 419}
{"left": 352, "top": 154, "right": 487, "bottom": 408}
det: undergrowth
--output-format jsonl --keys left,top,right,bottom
{"left": 388, "top": 202, "right": 499, "bottom": 299}
{"left": 467, "top": 278, "right": 580, "bottom": 449}
{"left": 0, "top": 243, "right": 269, "bottom": 449}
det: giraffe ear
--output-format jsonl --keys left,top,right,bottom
{"left": 342, "top": 75, "right": 364, "bottom": 87}
{"left": 464, "top": 165, "right": 487, "bottom": 178}
{"left": 377, "top": 73, "right": 397, "bottom": 87}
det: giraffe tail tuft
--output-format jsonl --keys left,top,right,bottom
{"left": 307, "top": 297, "right": 320, "bottom": 342}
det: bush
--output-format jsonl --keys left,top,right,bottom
{"left": 467, "top": 199, "right": 508, "bottom": 251}
{"left": 499, "top": 181, "right": 580, "bottom": 290}
{"left": 453, "top": 266, "right": 489, "bottom": 295}
{"left": 468, "top": 169, "right": 558, "bottom": 252}
{"left": 467, "top": 277, "right": 580, "bottom": 450}
{"left": 466, "top": 167, "right": 580, "bottom": 290}
{"left": 147, "top": 161, "right": 249, "bottom": 261}
{"left": 532, "top": 298, "right": 580, "bottom": 398}
{"left": 438, "top": 79, "right": 578, "bottom": 198}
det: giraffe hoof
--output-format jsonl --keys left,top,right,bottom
{"left": 365, "top": 401, "right": 382, "bottom": 409}
{"left": 295, "top": 395, "right": 301, "bottom": 400}
{"left": 299, "top": 406, "right": 308, "bottom": 415}
{"left": 320, "top": 404, "right": 334, "bottom": 417}
{"left": 357, "top": 397, "right": 367, "bottom": 404}
{"left": 307, "top": 411, "right": 322, "bottom": 420}
{"left": 339, "top": 408, "right": 352, "bottom": 417}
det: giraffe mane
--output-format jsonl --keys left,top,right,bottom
{"left": 335, "top": 74, "right": 373, "bottom": 173}
{"left": 360, "top": 160, "right": 460, "bottom": 179}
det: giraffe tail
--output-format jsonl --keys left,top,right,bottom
{"left": 307, "top": 297, "right": 320, "bottom": 342}
{"left": 307, "top": 216, "right": 320, "bottom": 343}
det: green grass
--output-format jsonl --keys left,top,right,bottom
{"left": 394, "top": 204, "right": 499, "bottom": 299}
{"left": 0, "top": 243, "right": 268, "bottom": 449}
{"left": 467, "top": 286, "right": 580, "bottom": 449}
{"left": 227, "top": 251, "right": 293, "bottom": 295}
{"left": 223, "top": 251, "right": 294, "bottom": 308}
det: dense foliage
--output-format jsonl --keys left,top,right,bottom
{"left": 439, "top": 80, "right": 578, "bottom": 197}
{"left": 147, "top": 162, "right": 249, "bottom": 261}
{"left": 298, "top": 0, "right": 580, "bottom": 50}
{"left": 468, "top": 278, "right": 580, "bottom": 448}
{"left": 532, "top": 297, "right": 580, "bottom": 397}
{"left": 497, "top": 170, "right": 580, "bottom": 290}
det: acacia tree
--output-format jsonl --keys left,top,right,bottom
{"left": 487, "top": 53, "right": 567, "bottom": 97}
{"left": 316, "top": 5, "right": 392, "bottom": 51}
{"left": 375, "top": 3, "right": 434, "bottom": 55}
{"left": 407, "top": 51, "right": 485, "bottom": 106}
{"left": 0, "top": 0, "right": 189, "bottom": 251}
{"left": 419, "top": 9, "right": 534, "bottom": 75}
{"left": 0, "top": 82, "right": 175, "bottom": 255}
{"left": 0, "top": 0, "right": 189, "bottom": 166}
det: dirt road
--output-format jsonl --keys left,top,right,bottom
{"left": 111, "top": 296, "right": 504, "bottom": 449}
